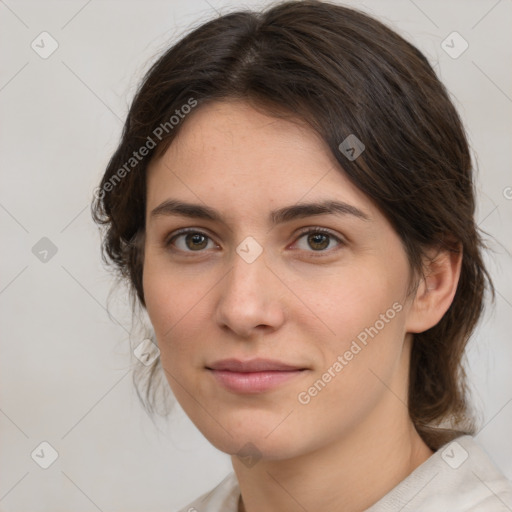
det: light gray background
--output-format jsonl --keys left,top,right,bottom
{"left": 1, "top": 0, "right": 511, "bottom": 510}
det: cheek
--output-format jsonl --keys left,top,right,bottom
{"left": 307, "top": 264, "right": 407, "bottom": 348}
{"left": 142, "top": 267, "right": 206, "bottom": 410}
{"left": 143, "top": 265, "right": 174, "bottom": 336}
{"left": 142, "top": 257, "right": 213, "bottom": 368}
{"left": 143, "top": 246, "right": 199, "bottom": 328}
{"left": 294, "top": 279, "right": 408, "bottom": 435}
{"left": 302, "top": 265, "right": 409, "bottom": 409}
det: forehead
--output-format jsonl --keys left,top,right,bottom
{"left": 145, "top": 99, "right": 377, "bottom": 220}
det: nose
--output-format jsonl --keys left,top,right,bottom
{"left": 214, "top": 250, "right": 286, "bottom": 339}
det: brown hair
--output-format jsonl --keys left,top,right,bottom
{"left": 91, "top": 0, "right": 494, "bottom": 450}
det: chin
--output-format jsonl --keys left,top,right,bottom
{"left": 215, "top": 436, "right": 303, "bottom": 462}
{"left": 194, "top": 417, "right": 307, "bottom": 462}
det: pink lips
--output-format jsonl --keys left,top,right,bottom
{"left": 206, "top": 358, "right": 307, "bottom": 393}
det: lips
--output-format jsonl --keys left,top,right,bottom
{"left": 206, "top": 358, "right": 308, "bottom": 393}
{"left": 206, "top": 358, "right": 305, "bottom": 372}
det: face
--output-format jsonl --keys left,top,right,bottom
{"left": 143, "top": 99, "right": 417, "bottom": 460}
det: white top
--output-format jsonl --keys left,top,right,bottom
{"left": 177, "top": 436, "right": 512, "bottom": 511}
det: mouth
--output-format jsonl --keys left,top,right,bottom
{"left": 205, "top": 358, "right": 308, "bottom": 393}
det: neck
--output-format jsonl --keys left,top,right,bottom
{"left": 234, "top": 415, "right": 432, "bottom": 512}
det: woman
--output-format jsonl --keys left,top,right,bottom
{"left": 91, "top": 1, "right": 512, "bottom": 510}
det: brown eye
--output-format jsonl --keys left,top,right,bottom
{"left": 307, "top": 232, "right": 330, "bottom": 251}
{"left": 293, "top": 228, "right": 344, "bottom": 254}
{"left": 166, "top": 230, "right": 216, "bottom": 252}
{"left": 184, "top": 233, "right": 208, "bottom": 250}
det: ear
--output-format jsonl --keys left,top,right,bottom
{"left": 405, "top": 244, "right": 463, "bottom": 334}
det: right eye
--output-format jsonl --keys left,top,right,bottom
{"left": 165, "top": 229, "right": 219, "bottom": 253}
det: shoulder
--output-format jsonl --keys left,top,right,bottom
{"left": 366, "top": 435, "right": 512, "bottom": 511}
{"left": 176, "top": 472, "right": 240, "bottom": 512}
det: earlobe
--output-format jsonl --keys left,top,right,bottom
{"left": 405, "top": 245, "right": 463, "bottom": 334}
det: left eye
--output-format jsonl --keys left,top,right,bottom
{"left": 293, "top": 228, "right": 343, "bottom": 252}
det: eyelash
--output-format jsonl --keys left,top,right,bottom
{"left": 164, "top": 227, "right": 345, "bottom": 257}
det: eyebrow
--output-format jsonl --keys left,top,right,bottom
{"left": 150, "top": 198, "right": 370, "bottom": 225}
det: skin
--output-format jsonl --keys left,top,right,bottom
{"left": 142, "top": 99, "right": 462, "bottom": 512}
